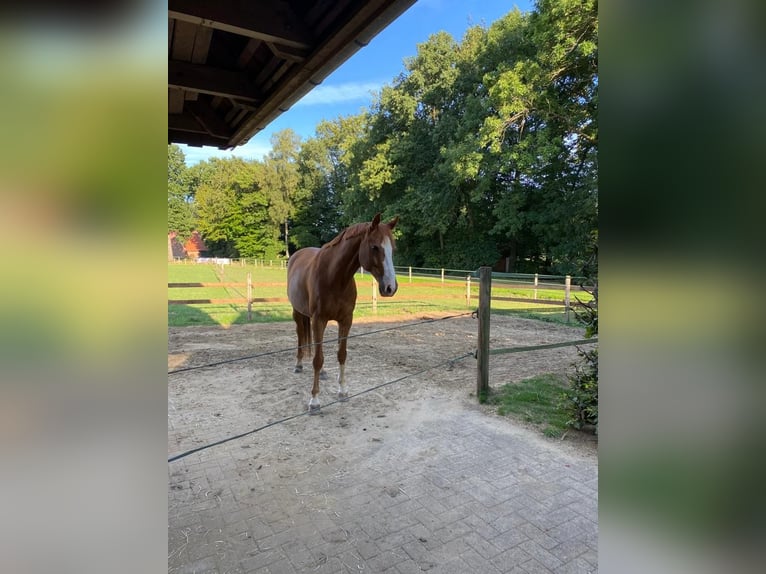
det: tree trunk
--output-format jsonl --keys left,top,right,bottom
{"left": 507, "top": 239, "right": 517, "bottom": 272}
{"left": 438, "top": 230, "right": 444, "bottom": 260}
{"left": 284, "top": 219, "right": 290, "bottom": 257}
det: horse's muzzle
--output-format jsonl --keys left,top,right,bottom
{"left": 380, "top": 282, "right": 398, "bottom": 297}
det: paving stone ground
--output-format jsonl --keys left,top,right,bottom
{"left": 168, "top": 317, "right": 597, "bottom": 574}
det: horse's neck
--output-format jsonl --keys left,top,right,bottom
{"left": 322, "top": 235, "right": 362, "bottom": 285}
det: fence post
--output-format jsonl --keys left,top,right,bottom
{"left": 564, "top": 275, "right": 571, "bottom": 322}
{"left": 534, "top": 273, "right": 539, "bottom": 300}
{"left": 372, "top": 276, "right": 378, "bottom": 314}
{"left": 408, "top": 266, "right": 412, "bottom": 283}
{"left": 441, "top": 268, "right": 445, "bottom": 284}
{"left": 247, "top": 272, "right": 252, "bottom": 322}
{"left": 477, "top": 266, "right": 492, "bottom": 403}
{"left": 466, "top": 275, "right": 471, "bottom": 306}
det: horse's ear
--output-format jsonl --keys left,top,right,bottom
{"left": 370, "top": 213, "right": 381, "bottom": 229}
{"left": 387, "top": 216, "right": 399, "bottom": 230}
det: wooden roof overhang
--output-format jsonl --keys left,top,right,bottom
{"left": 168, "top": 0, "right": 416, "bottom": 149}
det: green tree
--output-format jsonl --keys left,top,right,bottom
{"left": 347, "top": 30, "right": 502, "bottom": 268}
{"left": 167, "top": 144, "right": 195, "bottom": 239}
{"left": 481, "top": 0, "right": 598, "bottom": 274}
{"left": 293, "top": 115, "right": 366, "bottom": 247}
{"left": 171, "top": 1, "right": 598, "bottom": 275}
{"left": 260, "top": 129, "right": 303, "bottom": 256}
{"left": 235, "top": 170, "right": 281, "bottom": 259}
{"left": 337, "top": 0, "right": 597, "bottom": 273}
{"left": 192, "top": 157, "right": 280, "bottom": 258}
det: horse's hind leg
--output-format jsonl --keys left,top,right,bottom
{"left": 293, "top": 310, "right": 309, "bottom": 373}
{"left": 315, "top": 316, "right": 327, "bottom": 381}
{"left": 309, "top": 318, "right": 328, "bottom": 414}
{"left": 336, "top": 319, "right": 352, "bottom": 401}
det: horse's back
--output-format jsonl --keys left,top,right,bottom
{"left": 287, "top": 247, "right": 319, "bottom": 316}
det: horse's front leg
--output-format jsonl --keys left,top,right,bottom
{"left": 309, "top": 318, "right": 328, "bottom": 414}
{"left": 336, "top": 319, "right": 352, "bottom": 401}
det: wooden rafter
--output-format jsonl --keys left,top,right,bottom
{"left": 187, "top": 100, "right": 232, "bottom": 138}
{"left": 168, "top": 60, "right": 261, "bottom": 101}
{"left": 168, "top": 0, "right": 418, "bottom": 149}
{"left": 169, "top": 0, "right": 313, "bottom": 49}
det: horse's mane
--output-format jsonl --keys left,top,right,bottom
{"left": 324, "top": 222, "right": 370, "bottom": 249}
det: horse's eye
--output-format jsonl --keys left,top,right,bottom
{"left": 372, "top": 245, "right": 379, "bottom": 252}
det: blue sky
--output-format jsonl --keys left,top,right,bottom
{"left": 180, "top": 1, "right": 534, "bottom": 166}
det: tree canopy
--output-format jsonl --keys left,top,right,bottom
{"left": 168, "top": 0, "right": 597, "bottom": 274}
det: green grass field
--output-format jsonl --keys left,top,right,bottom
{"left": 168, "top": 262, "right": 590, "bottom": 327}
{"left": 487, "top": 373, "right": 571, "bottom": 438}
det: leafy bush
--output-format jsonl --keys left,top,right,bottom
{"left": 562, "top": 280, "right": 598, "bottom": 432}
{"left": 564, "top": 347, "right": 598, "bottom": 431}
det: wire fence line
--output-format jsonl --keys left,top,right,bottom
{"left": 168, "top": 311, "right": 475, "bottom": 375}
{"left": 213, "top": 263, "right": 248, "bottom": 302}
{"left": 395, "top": 266, "right": 590, "bottom": 287}
{"left": 168, "top": 264, "right": 592, "bottom": 326}
{"left": 485, "top": 338, "right": 599, "bottom": 358}
{"left": 169, "top": 259, "right": 590, "bottom": 288}
{"left": 168, "top": 333, "right": 598, "bottom": 462}
{"left": 168, "top": 350, "right": 476, "bottom": 463}
{"left": 168, "top": 274, "right": 598, "bottom": 463}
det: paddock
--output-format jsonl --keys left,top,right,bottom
{"left": 168, "top": 314, "right": 597, "bottom": 573}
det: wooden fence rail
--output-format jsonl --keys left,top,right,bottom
{"left": 168, "top": 273, "right": 271, "bottom": 320}
{"left": 168, "top": 282, "right": 246, "bottom": 288}
{"left": 474, "top": 267, "right": 594, "bottom": 401}
{"left": 168, "top": 271, "right": 577, "bottom": 322}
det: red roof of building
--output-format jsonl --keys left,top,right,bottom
{"left": 184, "top": 231, "right": 207, "bottom": 253}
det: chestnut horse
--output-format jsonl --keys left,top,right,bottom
{"left": 287, "top": 213, "right": 399, "bottom": 414}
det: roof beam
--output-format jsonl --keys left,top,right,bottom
{"left": 228, "top": 0, "right": 417, "bottom": 148}
{"left": 168, "top": 88, "right": 185, "bottom": 114}
{"left": 265, "top": 41, "right": 309, "bottom": 62}
{"left": 169, "top": 0, "right": 313, "bottom": 50}
{"left": 186, "top": 100, "right": 233, "bottom": 138}
{"left": 168, "top": 114, "right": 206, "bottom": 134}
{"left": 169, "top": 129, "right": 230, "bottom": 148}
{"left": 169, "top": 60, "right": 261, "bottom": 101}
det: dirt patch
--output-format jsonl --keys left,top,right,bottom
{"left": 168, "top": 314, "right": 596, "bottom": 462}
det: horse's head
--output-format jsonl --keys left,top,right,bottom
{"left": 359, "top": 213, "right": 399, "bottom": 297}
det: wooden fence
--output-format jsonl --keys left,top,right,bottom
{"left": 167, "top": 274, "right": 287, "bottom": 321}
{"left": 473, "top": 266, "right": 596, "bottom": 399}
{"left": 168, "top": 269, "right": 582, "bottom": 322}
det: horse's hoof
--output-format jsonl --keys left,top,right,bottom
{"left": 294, "top": 365, "right": 303, "bottom": 373}
{"left": 320, "top": 370, "right": 328, "bottom": 381}
{"left": 337, "top": 391, "right": 349, "bottom": 402}
{"left": 308, "top": 403, "right": 321, "bottom": 415}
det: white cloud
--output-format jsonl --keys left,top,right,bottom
{"left": 294, "top": 81, "right": 383, "bottom": 106}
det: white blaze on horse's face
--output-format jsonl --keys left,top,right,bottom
{"left": 378, "top": 236, "right": 397, "bottom": 296}
{"left": 361, "top": 213, "right": 398, "bottom": 297}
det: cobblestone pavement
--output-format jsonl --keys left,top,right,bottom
{"left": 169, "top": 317, "right": 597, "bottom": 573}
{"left": 168, "top": 395, "right": 597, "bottom": 574}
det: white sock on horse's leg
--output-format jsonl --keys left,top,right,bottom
{"left": 337, "top": 365, "right": 348, "bottom": 400}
